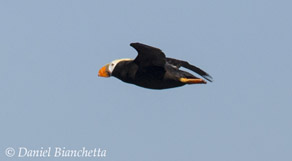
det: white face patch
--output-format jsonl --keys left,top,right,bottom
{"left": 107, "top": 58, "right": 133, "bottom": 75}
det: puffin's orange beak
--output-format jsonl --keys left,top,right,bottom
{"left": 98, "top": 64, "right": 110, "bottom": 77}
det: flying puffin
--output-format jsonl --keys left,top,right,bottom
{"left": 98, "top": 42, "right": 213, "bottom": 89}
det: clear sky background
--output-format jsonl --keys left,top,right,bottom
{"left": 1, "top": 0, "right": 291, "bottom": 161}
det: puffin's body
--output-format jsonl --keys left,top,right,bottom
{"left": 98, "top": 43, "right": 213, "bottom": 89}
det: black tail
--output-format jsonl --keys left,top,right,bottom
{"left": 166, "top": 57, "right": 213, "bottom": 82}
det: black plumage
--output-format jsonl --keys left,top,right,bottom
{"left": 98, "top": 42, "right": 213, "bottom": 89}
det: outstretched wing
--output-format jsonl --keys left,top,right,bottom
{"left": 130, "top": 42, "right": 166, "bottom": 68}
{"left": 166, "top": 57, "right": 213, "bottom": 82}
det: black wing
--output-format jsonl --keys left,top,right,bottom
{"left": 166, "top": 57, "right": 213, "bottom": 82}
{"left": 130, "top": 42, "right": 166, "bottom": 68}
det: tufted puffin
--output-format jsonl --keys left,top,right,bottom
{"left": 98, "top": 42, "right": 213, "bottom": 89}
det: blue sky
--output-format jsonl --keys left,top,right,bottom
{"left": 1, "top": 0, "right": 291, "bottom": 161}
